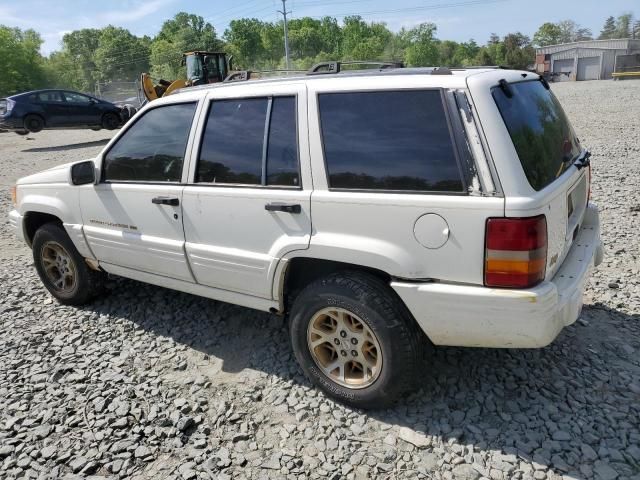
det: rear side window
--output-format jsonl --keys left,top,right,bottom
{"left": 493, "top": 80, "right": 581, "bottom": 191}
{"left": 196, "top": 96, "right": 299, "bottom": 187}
{"left": 197, "top": 98, "right": 267, "bottom": 185}
{"left": 319, "top": 90, "right": 464, "bottom": 192}
{"left": 37, "top": 91, "right": 63, "bottom": 103}
{"left": 103, "top": 102, "right": 196, "bottom": 182}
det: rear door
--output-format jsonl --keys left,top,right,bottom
{"left": 182, "top": 82, "right": 312, "bottom": 299}
{"left": 468, "top": 72, "right": 589, "bottom": 280}
{"left": 306, "top": 78, "right": 504, "bottom": 286}
{"left": 35, "top": 91, "right": 66, "bottom": 126}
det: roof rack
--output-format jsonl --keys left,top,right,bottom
{"left": 307, "top": 61, "right": 404, "bottom": 75}
{"left": 450, "top": 65, "right": 507, "bottom": 70}
{"left": 224, "top": 69, "right": 306, "bottom": 83}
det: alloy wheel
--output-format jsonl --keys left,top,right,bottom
{"left": 306, "top": 307, "right": 382, "bottom": 389}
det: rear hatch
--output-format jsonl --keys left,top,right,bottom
{"left": 492, "top": 78, "right": 589, "bottom": 280}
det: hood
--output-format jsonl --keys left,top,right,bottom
{"left": 16, "top": 158, "right": 96, "bottom": 185}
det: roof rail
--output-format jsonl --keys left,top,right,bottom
{"left": 307, "top": 61, "right": 404, "bottom": 75}
{"left": 223, "top": 69, "right": 306, "bottom": 83}
{"left": 450, "top": 65, "right": 507, "bottom": 70}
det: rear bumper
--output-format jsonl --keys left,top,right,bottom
{"left": 392, "top": 203, "right": 603, "bottom": 348}
{"left": 0, "top": 116, "right": 23, "bottom": 130}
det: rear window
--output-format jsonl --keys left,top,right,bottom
{"left": 493, "top": 80, "right": 581, "bottom": 191}
{"left": 319, "top": 90, "right": 464, "bottom": 193}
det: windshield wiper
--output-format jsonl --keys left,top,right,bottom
{"left": 574, "top": 150, "right": 591, "bottom": 170}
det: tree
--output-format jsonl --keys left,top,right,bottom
{"left": 615, "top": 13, "right": 633, "bottom": 39}
{"left": 599, "top": 16, "right": 617, "bottom": 39}
{"left": 341, "top": 16, "right": 391, "bottom": 61}
{"left": 502, "top": 33, "right": 535, "bottom": 70}
{"left": 0, "top": 26, "right": 47, "bottom": 96}
{"left": 403, "top": 23, "right": 439, "bottom": 67}
{"left": 224, "top": 18, "right": 266, "bottom": 68}
{"left": 94, "top": 26, "right": 150, "bottom": 84}
{"left": 62, "top": 28, "right": 101, "bottom": 92}
{"left": 557, "top": 20, "right": 592, "bottom": 42}
{"left": 533, "top": 22, "right": 563, "bottom": 46}
{"left": 634, "top": 20, "right": 640, "bottom": 39}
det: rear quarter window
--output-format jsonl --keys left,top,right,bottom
{"left": 492, "top": 80, "right": 581, "bottom": 191}
{"left": 318, "top": 90, "right": 464, "bottom": 193}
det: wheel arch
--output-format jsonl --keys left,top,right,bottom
{"left": 277, "top": 257, "right": 392, "bottom": 312}
{"left": 23, "top": 112, "right": 46, "bottom": 129}
{"left": 23, "top": 211, "right": 63, "bottom": 247}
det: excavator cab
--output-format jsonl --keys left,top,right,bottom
{"left": 139, "top": 51, "right": 232, "bottom": 104}
{"left": 185, "top": 51, "right": 230, "bottom": 85}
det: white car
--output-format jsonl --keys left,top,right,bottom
{"left": 9, "top": 63, "right": 603, "bottom": 408}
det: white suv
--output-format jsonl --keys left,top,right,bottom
{"left": 9, "top": 63, "right": 603, "bottom": 408}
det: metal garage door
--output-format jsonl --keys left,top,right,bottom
{"left": 553, "top": 59, "right": 573, "bottom": 82}
{"left": 577, "top": 57, "right": 600, "bottom": 81}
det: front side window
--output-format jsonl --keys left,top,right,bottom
{"left": 63, "top": 92, "right": 92, "bottom": 104}
{"left": 103, "top": 102, "right": 196, "bottom": 182}
{"left": 196, "top": 96, "right": 299, "bottom": 187}
{"left": 492, "top": 80, "right": 581, "bottom": 191}
{"left": 319, "top": 90, "right": 464, "bottom": 192}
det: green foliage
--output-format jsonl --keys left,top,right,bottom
{"left": 533, "top": 22, "right": 564, "bottom": 47}
{"left": 599, "top": 16, "right": 618, "bottom": 40}
{"left": 402, "top": 23, "right": 439, "bottom": 67}
{"left": 615, "top": 13, "right": 634, "bottom": 39}
{"left": 0, "top": 26, "right": 47, "bottom": 96}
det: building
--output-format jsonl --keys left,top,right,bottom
{"left": 535, "top": 39, "right": 640, "bottom": 81}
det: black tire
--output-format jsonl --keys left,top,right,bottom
{"left": 32, "top": 223, "right": 106, "bottom": 306}
{"left": 23, "top": 114, "right": 44, "bottom": 133}
{"left": 102, "top": 112, "right": 121, "bottom": 130}
{"left": 15, "top": 130, "right": 29, "bottom": 136}
{"left": 289, "top": 271, "right": 425, "bottom": 409}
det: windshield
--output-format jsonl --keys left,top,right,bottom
{"left": 185, "top": 55, "right": 203, "bottom": 82}
{"left": 492, "top": 80, "right": 581, "bottom": 191}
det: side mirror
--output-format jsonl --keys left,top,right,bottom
{"left": 70, "top": 160, "right": 96, "bottom": 185}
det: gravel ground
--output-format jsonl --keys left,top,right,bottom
{"left": 1, "top": 80, "right": 639, "bottom": 480}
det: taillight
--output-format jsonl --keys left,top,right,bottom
{"left": 484, "top": 215, "right": 547, "bottom": 288}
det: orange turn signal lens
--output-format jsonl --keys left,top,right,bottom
{"left": 10, "top": 185, "right": 17, "bottom": 206}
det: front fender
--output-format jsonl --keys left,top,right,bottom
{"left": 19, "top": 186, "right": 81, "bottom": 225}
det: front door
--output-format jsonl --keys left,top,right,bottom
{"left": 61, "top": 91, "right": 99, "bottom": 125}
{"left": 182, "top": 84, "right": 312, "bottom": 299}
{"left": 79, "top": 101, "right": 200, "bottom": 281}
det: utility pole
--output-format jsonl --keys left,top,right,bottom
{"left": 278, "top": 0, "right": 292, "bottom": 69}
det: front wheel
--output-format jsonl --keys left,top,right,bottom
{"left": 102, "top": 112, "right": 120, "bottom": 130}
{"left": 289, "top": 271, "right": 425, "bottom": 409}
{"left": 32, "top": 223, "right": 105, "bottom": 305}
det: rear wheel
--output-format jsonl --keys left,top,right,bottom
{"left": 289, "top": 271, "right": 425, "bottom": 409}
{"left": 102, "top": 112, "right": 120, "bottom": 130}
{"left": 32, "top": 223, "right": 105, "bottom": 305}
{"left": 23, "top": 114, "right": 44, "bottom": 133}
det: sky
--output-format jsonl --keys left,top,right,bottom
{"left": 0, "top": 0, "right": 638, "bottom": 55}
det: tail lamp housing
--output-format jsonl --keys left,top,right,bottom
{"left": 484, "top": 215, "right": 547, "bottom": 289}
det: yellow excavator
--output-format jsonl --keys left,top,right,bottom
{"left": 139, "top": 51, "right": 233, "bottom": 103}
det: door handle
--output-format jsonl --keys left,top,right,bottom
{"left": 265, "top": 202, "right": 301, "bottom": 214}
{"left": 152, "top": 196, "right": 179, "bottom": 206}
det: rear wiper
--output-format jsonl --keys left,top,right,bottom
{"left": 574, "top": 150, "right": 591, "bottom": 170}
